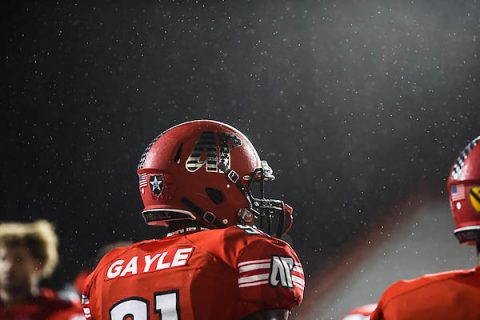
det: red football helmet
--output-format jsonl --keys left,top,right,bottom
{"left": 137, "top": 120, "right": 293, "bottom": 237}
{"left": 447, "top": 136, "right": 480, "bottom": 245}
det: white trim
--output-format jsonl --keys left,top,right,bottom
{"left": 454, "top": 226, "right": 480, "bottom": 233}
{"left": 293, "top": 266, "right": 304, "bottom": 274}
{"left": 342, "top": 315, "right": 369, "bottom": 320}
{"left": 293, "top": 280, "right": 305, "bottom": 289}
{"left": 239, "top": 263, "right": 271, "bottom": 273}
{"left": 292, "top": 275, "right": 305, "bottom": 286}
{"left": 238, "top": 273, "right": 269, "bottom": 284}
{"left": 239, "top": 280, "right": 269, "bottom": 288}
{"left": 293, "top": 283, "right": 305, "bottom": 290}
{"left": 83, "top": 307, "right": 91, "bottom": 318}
{"left": 81, "top": 295, "right": 90, "bottom": 304}
{"left": 238, "top": 259, "right": 271, "bottom": 267}
{"left": 143, "top": 208, "right": 196, "bottom": 220}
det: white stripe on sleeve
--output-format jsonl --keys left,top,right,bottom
{"left": 238, "top": 263, "right": 271, "bottom": 273}
{"left": 238, "top": 273, "right": 270, "bottom": 284}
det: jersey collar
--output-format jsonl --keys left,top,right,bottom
{"left": 166, "top": 227, "right": 209, "bottom": 237}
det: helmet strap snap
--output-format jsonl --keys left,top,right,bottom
{"left": 238, "top": 208, "right": 255, "bottom": 224}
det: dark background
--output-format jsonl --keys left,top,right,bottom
{"left": 1, "top": 0, "right": 479, "bottom": 294}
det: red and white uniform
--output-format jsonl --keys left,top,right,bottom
{"left": 0, "top": 288, "right": 85, "bottom": 320}
{"left": 371, "top": 267, "right": 480, "bottom": 320}
{"left": 82, "top": 225, "right": 304, "bottom": 320}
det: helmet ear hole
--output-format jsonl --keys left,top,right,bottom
{"left": 206, "top": 188, "right": 224, "bottom": 204}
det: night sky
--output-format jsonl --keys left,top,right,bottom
{"left": 2, "top": 0, "right": 480, "bottom": 295}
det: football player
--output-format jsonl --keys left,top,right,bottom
{"left": 371, "top": 136, "right": 480, "bottom": 319}
{"left": 0, "top": 220, "right": 84, "bottom": 320}
{"left": 82, "top": 120, "right": 304, "bottom": 320}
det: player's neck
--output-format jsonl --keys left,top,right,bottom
{"left": 0, "top": 285, "right": 39, "bottom": 307}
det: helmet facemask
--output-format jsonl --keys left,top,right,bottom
{"left": 218, "top": 160, "right": 293, "bottom": 238}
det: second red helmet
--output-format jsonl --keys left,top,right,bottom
{"left": 447, "top": 136, "right": 480, "bottom": 245}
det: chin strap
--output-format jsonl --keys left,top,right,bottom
{"left": 181, "top": 197, "right": 227, "bottom": 229}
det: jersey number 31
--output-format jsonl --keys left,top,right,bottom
{"left": 110, "top": 290, "right": 179, "bottom": 320}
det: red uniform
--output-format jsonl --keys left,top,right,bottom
{"left": 0, "top": 288, "right": 85, "bottom": 320}
{"left": 82, "top": 226, "right": 304, "bottom": 320}
{"left": 371, "top": 267, "right": 480, "bottom": 320}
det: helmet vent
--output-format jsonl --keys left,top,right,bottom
{"left": 452, "top": 136, "right": 480, "bottom": 179}
{"left": 174, "top": 143, "right": 183, "bottom": 164}
{"left": 206, "top": 188, "right": 224, "bottom": 204}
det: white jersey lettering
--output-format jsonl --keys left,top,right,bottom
{"left": 105, "top": 248, "right": 193, "bottom": 280}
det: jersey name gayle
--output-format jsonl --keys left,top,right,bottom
{"left": 105, "top": 247, "right": 194, "bottom": 280}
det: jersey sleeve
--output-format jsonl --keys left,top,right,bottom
{"left": 235, "top": 232, "right": 304, "bottom": 316}
{"left": 81, "top": 271, "right": 95, "bottom": 319}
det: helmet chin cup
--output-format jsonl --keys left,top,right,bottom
{"left": 246, "top": 198, "right": 294, "bottom": 238}
{"left": 238, "top": 208, "right": 255, "bottom": 224}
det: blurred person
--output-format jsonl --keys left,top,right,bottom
{"left": 341, "top": 304, "right": 376, "bottom": 320}
{"left": 0, "top": 220, "right": 84, "bottom": 320}
{"left": 371, "top": 136, "right": 480, "bottom": 319}
{"left": 82, "top": 120, "right": 304, "bottom": 319}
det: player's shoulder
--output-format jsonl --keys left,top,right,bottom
{"left": 224, "top": 225, "right": 302, "bottom": 268}
{"left": 222, "top": 224, "right": 293, "bottom": 248}
{"left": 381, "top": 268, "right": 476, "bottom": 301}
{"left": 189, "top": 225, "right": 300, "bottom": 267}
{"left": 185, "top": 225, "right": 293, "bottom": 250}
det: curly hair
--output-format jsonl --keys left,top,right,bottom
{"left": 0, "top": 220, "right": 59, "bottom": 278}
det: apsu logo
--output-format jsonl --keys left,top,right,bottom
{"left": 186, "top": 131, "right": 241, "bottom": 173}
{"left": 269, "top": 256, "right": 294, "bottom": 288}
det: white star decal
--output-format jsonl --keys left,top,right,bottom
{"left": 150, "top": 176, "right": 162, "bottom": 191}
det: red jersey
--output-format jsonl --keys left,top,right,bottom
{"left": 371, "top": 267, "right": 480, "bottom": 320}
{"left": 0, "top": 288, "right": 85, "bottom": 320}
{"left": 82, "top": 225, "right": 304, "bottom": 320}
